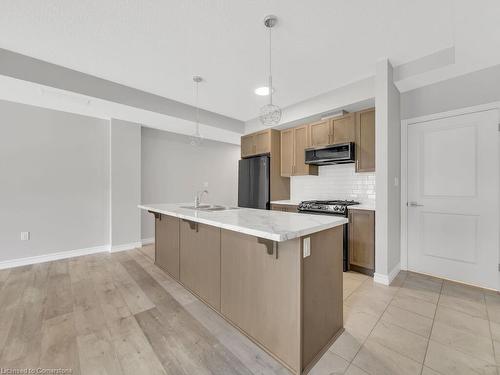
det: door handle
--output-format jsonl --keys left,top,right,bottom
{"left": 407, "top": 202, "right": 424, "bottom": 207}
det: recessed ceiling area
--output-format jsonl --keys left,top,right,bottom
{"left": 1, "top": 0, "right": 499, "bottom": 121}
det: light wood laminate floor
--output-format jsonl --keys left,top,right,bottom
{"left": 0, "top": 244, "right": 499, "bottom": 375}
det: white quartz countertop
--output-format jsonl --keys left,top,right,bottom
{"left": 348, "top": 203, "right": 376, "bottom": 211}
{"left": 139, "top": 203, "right": 347, "bottom": 242}
{"left": 270, "top": 200, "right": 302, "bottom": 206}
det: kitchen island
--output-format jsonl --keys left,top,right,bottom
{"left": 139, "top": 203, "right": 347, "bottom": 375}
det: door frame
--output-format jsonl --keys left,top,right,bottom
{"left": 400, "top": 101, "right": 500, "bottom": 272}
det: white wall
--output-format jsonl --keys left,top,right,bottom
{"left": 374, "top": 59, "right": 401, "bottom": 283}
{"left": 0, "top": 100, "right": 109, "bottom": 262}
{"left": 290, "top": 164, "right": 375, "bottom": 204}
{"left": 110, "top": 119, "right": 141, "bottom": 249}
{"left": 245, "top": 77, "right": 374, "bottom": 134}
{"left": 141, "top": 127, "right": 240, "bottom": 240}
{"left": 401, "top": 63, "right": 500, "bottom": 120}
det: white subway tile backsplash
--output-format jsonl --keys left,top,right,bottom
{"left": 290, "top": 164, "right": 376, "bottom": 204}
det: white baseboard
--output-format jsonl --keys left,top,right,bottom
{"left": 141, "top": 237, "right": 155, "bottom": 246}
{"left": 374, "top": 262, "right": 401, "bottom": 286}
{"left": 0, "top": 245, "right": 109, "bottom": 270}
{"left": 109, "top": 241, "right": 142, "bottom": 253}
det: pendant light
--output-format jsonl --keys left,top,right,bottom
{"left": 190, "top": 75, "right": 203, "bottom": 146}
{"left": 259, "top": 15, "right": 282, "bottom": 126}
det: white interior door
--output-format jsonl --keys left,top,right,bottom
{"left": 407, "top": 109, "right": 499, "bottom": 290}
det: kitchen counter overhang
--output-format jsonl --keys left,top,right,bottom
{"left": 138, "top": 203, "right": 347, "bottom": 242}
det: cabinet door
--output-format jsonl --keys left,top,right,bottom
{"left": 241, "top": 134, "right": 255, "bottom": 158}
{"left": 293, "top": 125, "right": 311, "bottom": 175}
{"left": 180, "top": 220, "right": 221, "bottom": 310}
{"left": 355, "top": 108, "right": 375, "bottom": 172}
{"left": 155, "top": 215, "right": 180, "bottom": 280}
{"left": 280, "top": 129, "right": 294, "bottom": 177}
{"left": 348, "top": 210, "right": 375, "bottom": 273}
{"left": 254, "top": 130, "right": 271, "bottom": 155}
{"left": 220, "top": 230, "right": 301, "bottom": 371}
{"left": 331, "top": 113, "right": 355, "bottom": 144}
{"left": 309, "top": 120, "right": 330, "bottom": 147}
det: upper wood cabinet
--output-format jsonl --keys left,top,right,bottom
{"left": 280, "top": 126, "right": 318, "bottom": 177}
{"left": 293, "top": 125, "right": 313, "bottom": 176}
{"left": 241, "top": 134, "right": 255, "bottom": 158}
{"left": 348, "top": 209, "right": 375, "bottom": 275}
{"left": 280, "top": 128, "right": 294, "bottom": 177}
{"left": 241, "top": 129, "right": 271, "bottom": 158}
{"left": 309, "top": 120, "right": 330, "bottom": 147}
{"left": 355, "top": 108, "right": 375, "bottom": 172}
{"left": 331, "top": 113, "right": 355, "bottom": 144}
{"left": 255, "top": 130, "right": 271, "bottom": 155}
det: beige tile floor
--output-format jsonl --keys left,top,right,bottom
{"left": 143, "top": 244, "right": 500, "bottom": 375}
{"left": 0, "top": 244, "right": 499, "bottom": 375}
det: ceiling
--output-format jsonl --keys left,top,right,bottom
{"left": 1, "top": 0, "right": 499, "bottom": 121}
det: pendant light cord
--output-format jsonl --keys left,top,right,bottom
{"left": 195, "top": 80, "right": 200, "bottom": 134}
{"left": 269, "top": 26, "right": 273, "bottom": 105}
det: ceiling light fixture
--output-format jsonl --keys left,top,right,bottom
{"left": 259, "top": 15, "right": 281, "bottom": 126}
{"left": 254, "top": 86, "right": 274, "bottom": 96}
{"left": 190, "top": 75, "right": 203, "bottom": 147}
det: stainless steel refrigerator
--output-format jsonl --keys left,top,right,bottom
{"left": 238, "top": 155, "right": 270, "bottom": 209}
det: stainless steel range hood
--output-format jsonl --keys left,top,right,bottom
{"left": 304, "top": 142, "right": 355, "bottom": 165}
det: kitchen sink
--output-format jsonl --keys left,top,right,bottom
{"left": 180, "top": 205, "right": 238, "bottom": 211}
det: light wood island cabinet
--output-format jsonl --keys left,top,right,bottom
{"left": 179, "top": 219, "right": 221, "bottom": 310}
{"left": 155, "top": 214, "right": 180, "bottom": 280}
{"left": 148, "top": 207, "right": 345, "bottom": 375}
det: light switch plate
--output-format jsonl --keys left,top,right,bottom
{"left": 21, "top": 231, "right": 30, "bottom": 241}
{"left": 303, "top": 237, "right": 311, "bottom": 258}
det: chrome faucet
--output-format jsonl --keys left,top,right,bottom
{"left": 194, "top": 189, "right": 209, "bottom": 208}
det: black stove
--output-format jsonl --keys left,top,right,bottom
{"left": 298, "top": 200, "right": 360, "bottom": 216}
{"left": 298, "top": 199, "right": 360, "bottom": 272}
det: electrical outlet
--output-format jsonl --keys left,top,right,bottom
{"left": 203, "top": 182, "right": 209, "bottom": 188}
{"left": 303, "top": 237, "right": 311, "bottom": 258}
{"left": 21, "top": 231, "right": 30, "bottom": 241}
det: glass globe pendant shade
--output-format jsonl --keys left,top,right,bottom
{"left": 259, "top": 103, "right": 282, "bottom": 126}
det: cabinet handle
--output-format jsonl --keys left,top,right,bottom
{"left": 356, "top": 160, "right": 359, "bottom": 170}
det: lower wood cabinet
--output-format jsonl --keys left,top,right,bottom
{"left": 179, "top": 219, "right": 221, "bottom": 310}
{"left": 271, "top": 203, "right": 299, "bottom": 212}
{"left": 348, "top": 209, "right": 375, "bottom": 275}
{"left": 220, "top": 230, "right": 302, "bottom": 371}
{"left": 155, "top": 214, "right": 180, "bottom": 280}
